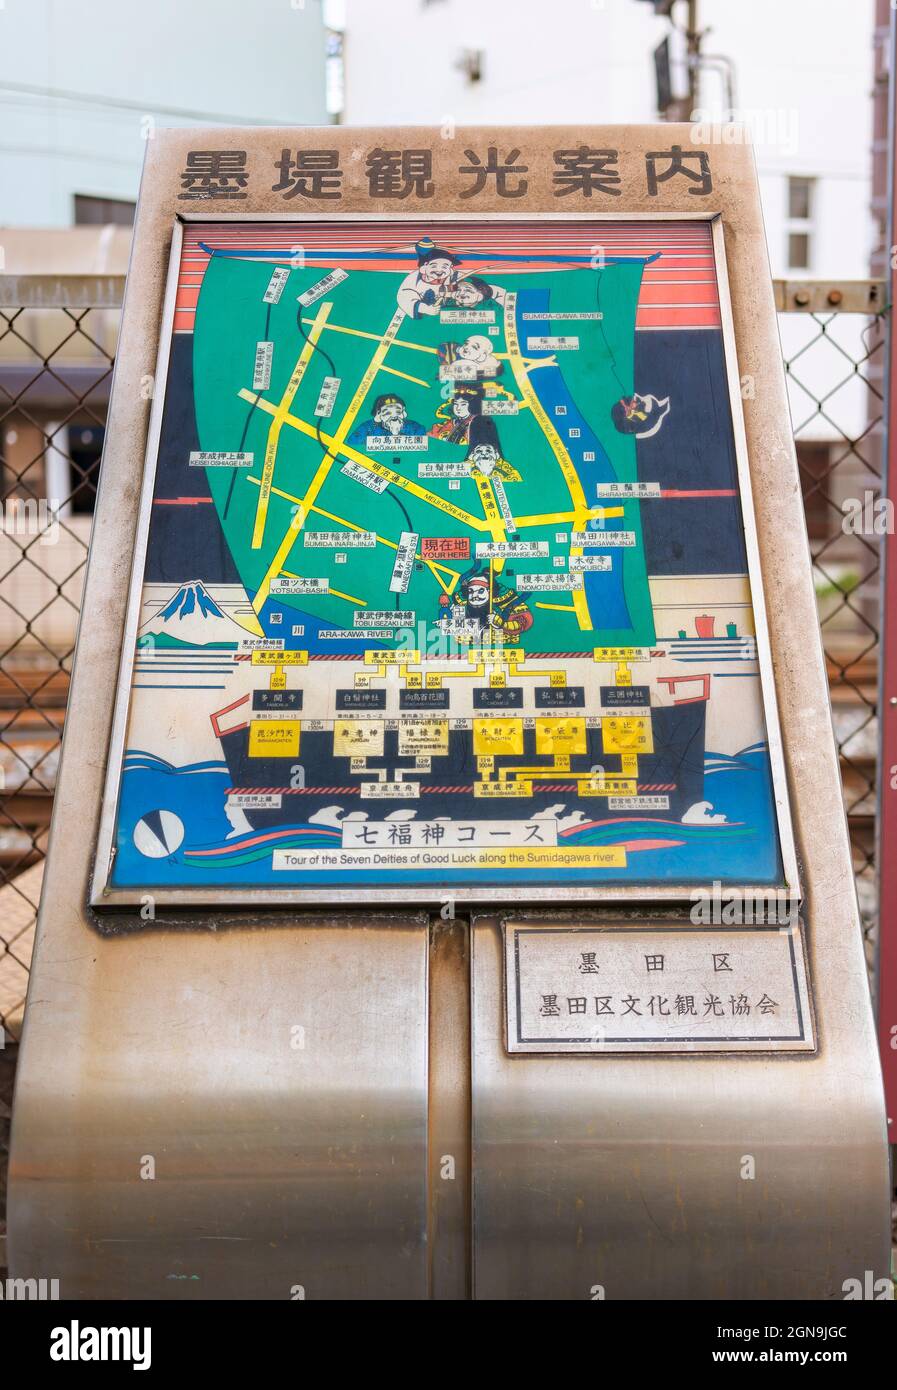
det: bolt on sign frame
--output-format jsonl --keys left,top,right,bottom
{"left": 8, "top": 128, "right": 890, "bottom": 1300}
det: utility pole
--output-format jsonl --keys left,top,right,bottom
{"left": 685, "top": 0, "right": 700, "bottom": 112}
{"left": 639, "top": 0, "right": 704, "bottom": 121}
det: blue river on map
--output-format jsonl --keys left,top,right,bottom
{"left": 111, "top": 743, "right": 783, "bottom": 888}
{"left": 514, "top": 286, "right": 633, "bottom": 630}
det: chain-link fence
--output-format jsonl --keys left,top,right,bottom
{"left": 0, "top": 275, "right": 120, "bottom": 1044}
{"left": 0, "top": 278, "right": 889, "bottom": 1048}
{"left": 775, "top": 282, "right": 888, "bottom": 976}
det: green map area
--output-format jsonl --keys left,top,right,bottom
{"left": 191, "top": 255, "right": 656, "bottom": 650}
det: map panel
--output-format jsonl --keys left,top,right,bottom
{"left": 97, "top": 218, "right": 792, "bottom": 901}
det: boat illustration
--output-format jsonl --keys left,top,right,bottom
{"left": 210, "top": 689, "right": 708, "bottom": 831}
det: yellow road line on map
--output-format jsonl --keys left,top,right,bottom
{"left": 238, "top": 387, "right": 489, "bottom": 534}
{"left": 507, "top": 660, "right": 568, "bottom": 680}
{"left": 280, "top": 569, "right": 366, "bottom": 607}
{"left": 427, "top": 564, "right": 457, "bottom": 595}
{"left": 472, "top": 474, "right": 508, "bottom": 564}
{"left": 499, "top": 769, "right": 629, "bottom": 785}
{"left": 245, "top": 476, "right": 462, "bottom": 597}
{"left": 301, "top": 317, "right": 434, "bottom": 355}
{"left": 379, "top": 363, "right": 430, "bottom": 387}
{"left": 251, "top": 301, "right": 332, "bottom": 552}
{"left": 535, "top": 602, "right": 577, "bottom": 612}
{"left": 252, "top": 307, "right": 409, "bottom": 613}
{"left": 306, "top": 502, "right": 453, "bottom": 572}
{"left": 515, "top": 506, "right": 625, "bottom": 527}
{"left": 504, "top": 291, "right": 592, "bottom": 632}
{"left": 300, "top": 316, "right": 553, "bottom": 371}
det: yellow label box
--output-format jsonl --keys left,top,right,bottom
{"left": 248, "top": 720, "right": 301, "bottom": 757}
{"left": 473, "top": 718, "right": 524, "bottom": 756}
{"left": 535, "top": 717, "right": 587, "bottom": 755}
{"left": 593, "top": 647, "right": 648, "bottom": 662}
{"left": 398, "top": 720, "right": 449, "bottom": 755}
{"left": 474, "top": 778, "right": 533, "bottom": 798}
{"left": 581, "top": 777, "right": 638, "bottom": 797}
{"left": 251, "top": 650, "right": 308, "bottom": 666}
{"left": 601, "top": 715, "right": 654, "bottom": 754}
{"left": 333, "top": 719, "right": 385, "bottom": 757}
{"left": 364, "top": 650, "right": 418, "bottom": 665}
{"left": 471, "top": 647, "right": 522, "bottom": 664}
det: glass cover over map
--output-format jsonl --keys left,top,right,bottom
{"left": 96, "top": 218, "right": 792, "bottom": 900}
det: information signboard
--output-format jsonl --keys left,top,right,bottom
{"left": 10, "top": 126, "right": 888, "bottom": 1304}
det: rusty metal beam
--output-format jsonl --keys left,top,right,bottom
{"left": 773, "top": 278, "right": 888, "bottom": 314}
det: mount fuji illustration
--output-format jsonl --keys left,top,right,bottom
{"left": 137, "top": 580, "right": 252, "bottom": 650}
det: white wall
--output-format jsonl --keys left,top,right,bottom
{"left": 0, "top": 0, "right": 330, "bottom": 227}
{"left": 341, "top": 0, "right": 873, "bottom": 279}
{"left": 342, "top": 0, "right": 663, "bottom": 128}
{"left": 0, "top": 0, "right": 873, "bottom": 441}
{"left": 689, "top": 0, "right": 872, "bottom": 280}
{"left": 340, "top": 0, "right": 876, "bottom": 441}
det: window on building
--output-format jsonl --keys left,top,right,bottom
{"left": 786, "top": 176, "right": 815, "bottom": 271}
{"left": 67, "top": 425, "right": 105, "bottom": 513}
{"left": 788, "top": 177, "right": 813, "bottom": 220}
{"left": 73, "top": 195, "right": 136, "bottom": 227}
{"left": 788, "top": 232, "right": 810, "bottom": 270}
{"left": 326, "top": 30, "right": 345, "bottom": 118}
{"left": 796, "top": 441, "right": 835, "bottom": 540}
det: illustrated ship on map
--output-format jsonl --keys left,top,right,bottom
{"left": 209, "top": 689, "right": 709, "bottom": 831}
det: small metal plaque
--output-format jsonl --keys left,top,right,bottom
{"left": 504, "top": 922, "right": 815, "bottom": 1054}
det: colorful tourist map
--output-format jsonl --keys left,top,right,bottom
{"left": 95, "top": 218, "right": 793, "bottom": 901}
